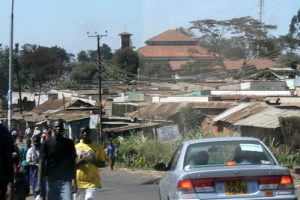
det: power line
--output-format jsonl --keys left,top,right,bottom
{"left": 208, "top": 0, "right": 246, "bottom": 19}
{"left": 87, "top": 31, "right": 107, "bottom": 144}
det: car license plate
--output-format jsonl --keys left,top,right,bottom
{"left": 225, "top": 180, "right": 248, "bottom": 195}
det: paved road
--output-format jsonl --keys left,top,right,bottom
{"left": 101, "top": 167, "right": 161, "bottom": 200}
{"left": 25, "top": 167, "right": 300, "bottom": 200}
{"left": 26, "top": 167, "right": 161, "bottom": 200}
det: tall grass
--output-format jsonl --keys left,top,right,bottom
{"left": 116, "top": 131, "right": 300, "bottom": 170}
{"left": 268, "top": 137, "right": 300, "bottom": 169}
{"left": 116, "top": 128, "right": 208, "bottom": 169}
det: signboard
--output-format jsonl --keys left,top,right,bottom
{"left": 157, "top": 125, "right": 180, "bottom": 143}
{"left": 89, "top": 115, "right": 98, "bottom": 129}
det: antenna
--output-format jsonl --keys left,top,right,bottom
{"left": 257, "top": 0, "right": 264, "bottom": 57}
{"left": 259, "top": 0, "right": 264, "bottom": 24}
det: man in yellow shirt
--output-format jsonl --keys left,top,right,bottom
{"left": 75, "top": 126, "right": 106, "bottom": 200}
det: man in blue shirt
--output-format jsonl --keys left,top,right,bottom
{"left": 106, "top": 141, "right": 116, "bottom": 170}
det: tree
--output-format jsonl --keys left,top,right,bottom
{"left": 77, "top": 43, "right": 113, "bottom": 63}
{"left": 18, "top": 44, "right": 71, "bottom": 104}
{"left": 70, "top": 62, "right": 97, "bottom": 83}
{"left": 176, "top": 27, "right": 194, "bottom": 36}
{"left": 49, "top": 46, "right": 71, "bottom": 78}
{"left": 100, "top": 44, "right": 113, "bottom": 61}
{"left": 179, "top": 105, "right": 202, "bottom": 132}
{"left": 277, "top": 9, "right": 300, "bottom": 69}
{"left": 77, "top": 50, "right": 90, "bottom": 63}
{"left": 228, "top": 16, "right": 277, "bottom": 60}
{"left": 111, "top": 48, "right": 139, "bottom": 74}
{"left": 190, "top": 17, "right": 278, "bottom": 61}
{"left": 278, "top": 54, "right": 300, "bottom": 69}
{"left": 284, "top": 9, "right": 300, "bottom": 53}
{"left": 0, "top": 46, "right": 9, "bottom": 94}
{"left": 190, "top": 19, "right": 230, "bottom": 56}
{"left": 142, "top": 63, "right": 172, "bottom": 78}
{"left": 217, "top": 37, "right": 246, "bottom": 59}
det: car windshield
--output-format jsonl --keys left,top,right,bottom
{"left": 184, "top": 140, "right": 276, "bottom": 168}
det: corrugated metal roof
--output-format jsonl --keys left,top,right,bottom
{"left": 128, "top": 102, "right": 189, "bottom": 120}
{"left": 213, "top": 102, "right": 268, "bottom": 123}
{"left": 103, "top": 122, "right": 161, "bottom": 133}
{"left": 192, "top": 102, "right": 235, "bottom": 109}
{"left": 46, "top": 111, "right": 90, "bottom": 122}
{"left": 31, "top": 99, "right": 65, "bottom": 114}
{"left": 31, "top": 99, "right": 96, "bottom": 115}
{"left": 234, "top": 107, "right": 300, "bottom": 128}
{"left": 129, "top": 102, "right": 233, "bottom": 120}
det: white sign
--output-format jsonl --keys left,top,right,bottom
{"left": 157, "top": 125, "right": 180, "bottom": 143}
{"left": 89, "top": 115, "right": 98, "bottom": 129}
{"left": 240, "top": 144, "right": 263, "bottom": 152}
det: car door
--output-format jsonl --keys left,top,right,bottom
{"left": 160, "top": 144, "right": 183, "bottom": 200}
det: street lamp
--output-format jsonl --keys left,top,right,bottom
{"left": 87, "top": 31, "right": 107, "bottom": 143}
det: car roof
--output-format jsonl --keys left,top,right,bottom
{"left": 184, "top": 137, "right": 262, "bottom": 145}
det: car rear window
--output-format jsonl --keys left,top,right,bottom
{"left": 184, "top": 140, "right": 276, "bottom": 168}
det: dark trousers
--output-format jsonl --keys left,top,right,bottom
{"left": 0, "top": 181, "right": 8, "bottom": 200}
{"left": 109, "top": 156, "right": 115, "bottom": 170}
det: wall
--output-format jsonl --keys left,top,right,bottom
{"left": 240, "top": 126, "right": 282, "bottom": 145}
{"left": 220, "top": 81, "right": 286, "bottom": 91}
{"left": 286, "top": 79, "right": 300, "bottom": 90}
{"left": 249, "top": 81, "right": 286, "bottom": 90}
{"left": 152, "top": 96, "right": 210, "bottom": 102}
{"left": 12, "top": 92, "right": 48, "bottom": 106}
{"left": 202, "top": 121, "right": 235, "bottom": 137}
{"left": 211, "top": 90, "right": 292, "bottom": 96}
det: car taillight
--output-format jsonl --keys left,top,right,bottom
{"left": 259, "top": 176, "right": 294, "bottom": 191}
{"left": 279, "top": 175, "right": 294, "bottom": 190}
{"left": 280, "top": 175, "right": 293, "bottom": 185}
{"left": 177, "top": 179, "right": 194, "bottom": 193}
{"left": 177, "top": 178, "right": 215, "bottom": 193}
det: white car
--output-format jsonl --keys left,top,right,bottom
{"left": 155, "top": 137, "right": 297, "bottom": 200}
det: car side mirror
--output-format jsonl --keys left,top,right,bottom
{"left": 154, "top": 162, "right": 167, "bottom": 171}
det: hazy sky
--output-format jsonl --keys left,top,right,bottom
{"left": 1, "top": 0, "right": 299, "bottom": 55}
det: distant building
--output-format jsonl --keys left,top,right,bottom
{"left": 119, "top": 32, "right": 132, "bottom": 49}
{"left": 223, "top": 58, "right": 281, "bottom": 78}
{"left": 138, "top": 29, "right": 219, "bottom": 78}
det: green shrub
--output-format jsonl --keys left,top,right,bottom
{"left": 116, "top": 131, "right": 300, "bottom": 170}
{"left": 116, "top": 129, "right": 205, "bottom": 169}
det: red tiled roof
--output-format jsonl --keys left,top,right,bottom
{"left": 168, "top": 60, "right": 223, "bottom": 71}
{"left": 224, "top": 58, "right": 280, "bottom": 70}
{"left": 169, "top": 60, "right": 192, "bottom": 70}
{"left": 138, "top": 45, "right": 215, "bottom": 58}
{"left": 146, "top": 29, "right": 195, "bottom": 42}
{"left": 119, "top": 32, "right": 132, "bottom": 36}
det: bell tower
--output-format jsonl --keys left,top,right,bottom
{"left": 119, "top": 32, "right": 132, "bottom": 49}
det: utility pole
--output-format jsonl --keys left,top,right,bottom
{"left": 87, "top": 31, "right": 107, "bottom": 144}
{"left": 257, "top": 0, "right": 264, "bottom": 57}
{"left": 259, "top": 0, "right": 264, "bottom": 25}
{"left": 8, "top": 0, "right": 14, "bottom": 131}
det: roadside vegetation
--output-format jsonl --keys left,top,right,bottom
{"left": 115, "top": 130, "right": 300, "bottom": 170}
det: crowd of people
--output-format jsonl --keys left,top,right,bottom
{"left": 0, "top": 119, "right": 116, "bottom": 200}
